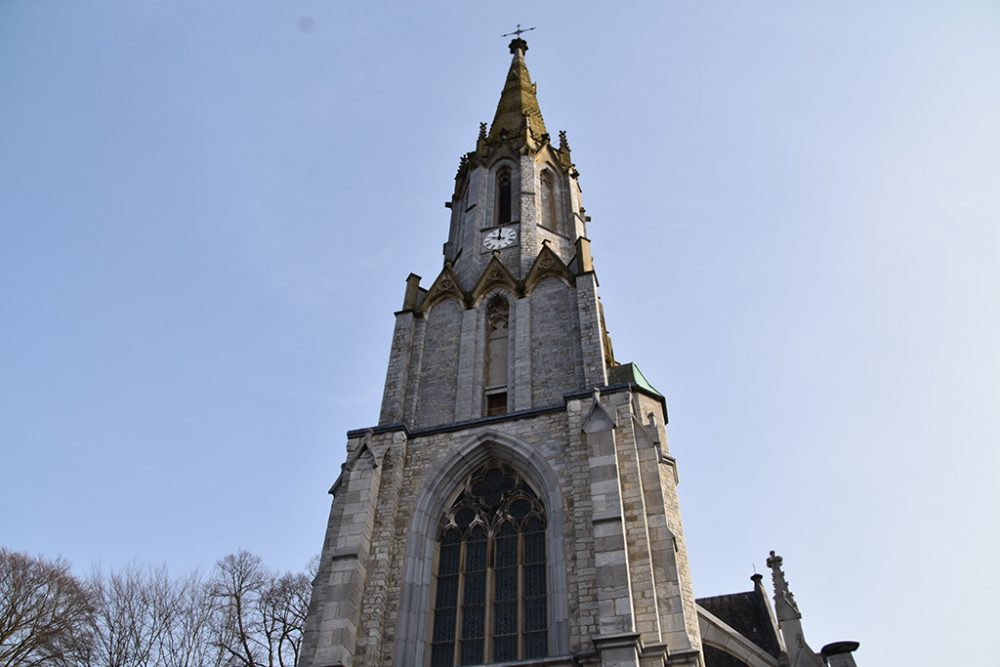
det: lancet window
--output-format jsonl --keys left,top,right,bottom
{"left": 484, "top": 297, "right": 509, "bottom": 416}
{"left": 429, "top": 462, "right": 548, "bottom": 666}
{"left": 539, "top": 170, "right": 557, "bottom": 232}
{"left": 495, "top": 168, "right": 512, "bottom": 226}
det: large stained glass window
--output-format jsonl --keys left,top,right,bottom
{"left": 429, "top": 462, "right": 548, "bottom": 666}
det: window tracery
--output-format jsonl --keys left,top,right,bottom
{"left": 430, "top": 462, "right": 548, "bottom": 666}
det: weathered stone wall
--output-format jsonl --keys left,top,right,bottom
{"left": 383, "top": 261, "right": 604, "bottom": 432}
{"left": 300, "top": 387, "right": 704, "bottom": 667}
{"left": 530, "top": 277, "right": 584, "bottom": 407}
{"left": 635, "top": 393, "right": 701, "bottom": 653}
{"left": 378, "top": 313, "right": 415, "bottom": 425}
{"left": 300, "top": 431, "right": 385, "bottom": 667}
{"left": 412, "top": 298, "right": 462, "bottom": 428}
{"left": 371, "top": 410, "right": 593, "bottom": 665}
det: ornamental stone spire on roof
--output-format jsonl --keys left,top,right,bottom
{"left": 488, "top": 38, "right": 548, "bottom": 146}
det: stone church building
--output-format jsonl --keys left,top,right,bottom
{"left": 298, "top": 39, "right": 860, "bottom": 667}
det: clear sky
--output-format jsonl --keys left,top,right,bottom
{"left": 2, "top": 2, "right": 998, "bottom": 665}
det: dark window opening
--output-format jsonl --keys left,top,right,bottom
{"left": 496, "top": 170, "right": 512, "bottom": 225}
{"left": 486, "top": 393, "right": 507, "bottom": 416}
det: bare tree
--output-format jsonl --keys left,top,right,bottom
{"left": 210, "top": 551, "right": 267, "bottom": 667}
{"left": 1, "top": 548, "right": 311, "bottom": 667}
{"left": 209, "top": 552, "right": 311, "bottom": 667}
{"left": 159, "top": 571, "right": 225, "bottom": 667}
{"left": 259, "top": 571, "right": 311, "bottom": 667}
{"left": 0, "top": 548, "right": 92, "bottom": 667}
{"left": 83, "top": 564, "right": 176, "bottom": 667}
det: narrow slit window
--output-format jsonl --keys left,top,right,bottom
{"left": 539, "top": 170, "right": 557, "bottom": 231}
{"left": 496, "top": 169, "right": 512, "bottom": 225}
{"left": 484, "top": 297, "right": 509, "bottom": 416}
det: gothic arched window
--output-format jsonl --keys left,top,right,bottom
{"left": 539, "top": 170, "right": 557, "bottom": 232}
{"left": 495, "top": 168, "right": 512, "bottom": 226}
{"left": 484, "top": 297, "right": 509, "bottom": 416}
{"left": 429, "top": 462, "right": 548, "bottom": 666}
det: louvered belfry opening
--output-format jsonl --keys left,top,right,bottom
{"left": 430, "top": 462, "right": 548, "bottom": 666}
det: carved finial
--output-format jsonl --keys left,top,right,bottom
{"left": 768, "top": 550, "right": 802, "bottom": 621}
{"left": 502, "top": 24, "right": 535, "bottom": 55}
{"left": 558, "top": 130, "right": 570, "bottom": 152}
{"left": 478, "top": 122, "right": 487, "bottom": 140}
{"left": 456, "top": 153, "right": 470, "bottom": 179}
{"left": 592, "top": 387, "right": 601, "bottom": 403}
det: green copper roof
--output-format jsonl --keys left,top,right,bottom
{"left": 608, "top": 362, "right": 663, "bottom": 398}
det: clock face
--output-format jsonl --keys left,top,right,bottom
{"left": 483, "top": 227, "right": 517, "bottom": 251}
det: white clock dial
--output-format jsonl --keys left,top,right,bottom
{"left": 483, "top": 227, "right": 517, "bottom": 250}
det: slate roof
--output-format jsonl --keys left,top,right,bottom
{"left": 697, "top": 589, "right": 783, "bottom": 659}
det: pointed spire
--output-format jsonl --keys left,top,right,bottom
{"left": 488, "top": 39, "right": 548, "bottom": 146}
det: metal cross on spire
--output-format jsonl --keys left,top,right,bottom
{"left": 502, "top": 24, "right": 536, "bottom": 39}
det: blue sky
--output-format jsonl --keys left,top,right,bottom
{"left": 2, "top": 2, "right": 998, "bottom": 665}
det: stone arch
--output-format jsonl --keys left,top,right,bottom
{"left": 418, "top": 266, "right": 468, "bottom": 316}
{"left": 523, "top": 245, "right": 574, "bottom": 296}
{"left": 699, "top": 611, "right": 781, "bottom": 667}
{"left": 393, "top": 431, "right": 570, "bottom": 665}
{"left": 470, "top": 257, "right": 521, "bottom": 306}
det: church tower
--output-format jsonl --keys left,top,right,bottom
{"left": 298, "top": 38, "right": 723, "bottom": 667}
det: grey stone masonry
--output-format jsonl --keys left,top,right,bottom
{"left": 575, "top": 273, "right": 610, "bottom": 388}
{"left": 301, "top": 39, "right": 712, "bottom": 667}
{"left": 300, "top": 383, "right": 704, "bottom": 667}
{"left": 445, "top": 147, "right": 585, "bottom": 290}
{"left": 377, "top": 244, "right": 609, "bottom": 431}
{"left": 529, "top": 278, "right": 583, "bottom": 407}
{"left": 410, "top": 298, "right": 462, "bottom": 429}
{"left": 511, "top": 296, "right": 532, "bottom": 411}
{"left": 300, "top": 431, "right": 387, "bottom": 667}
{"left": 301, "top": 38, "right": 856, "bottom": 667}
{"left": 452, "top": 306, "right": 482, "bottom": 421}
{"left": 377, "top": 312, "right": 415, "bottom": 425}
